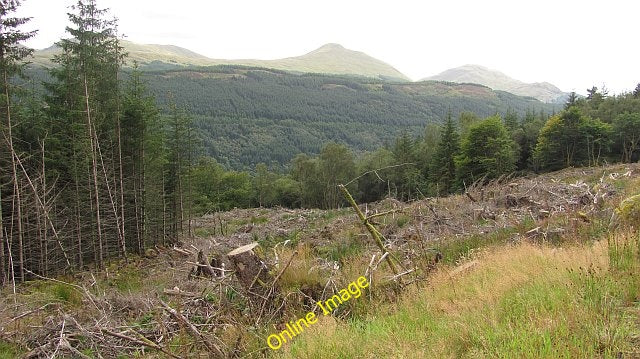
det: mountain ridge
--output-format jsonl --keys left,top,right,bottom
{"left": 424, "top": 64, "right": 567, "bottom": 103}
{"left": 32, "top": 40, "right": 410, "bottom": 81}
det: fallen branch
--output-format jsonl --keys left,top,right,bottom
{"left": 159, "top": 300, "right": 224, "bottom": 358}
{"left": 7, "top": 303, "right": 51, "bottom": 324}
{"left": 163, "top": 288, "right": 197, "bottom": 297}
{"left": 101, "top": 328, "right": 182, "bottom": 359}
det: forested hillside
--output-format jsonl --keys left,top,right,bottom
{"left": 137, "top": 66, "right": 556, "bottom": 168}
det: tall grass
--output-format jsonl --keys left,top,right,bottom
{"left": 276, "top": 230, "right": 640, "bottom": 358}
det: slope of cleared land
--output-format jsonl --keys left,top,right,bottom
{"left": 1, "top": 164, "right": 639, "bottom": 358}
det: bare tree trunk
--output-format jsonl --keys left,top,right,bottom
{"left": 3, "top": 69, "right": 24, "bottom": 282}
{"left": 14, "top": 150, "right": 71, "bottom": 268}
{"left": 115, "top": 52, "right": 127, "bottom": 258}
{"left": 74, "top": 163, "right": 83, "bottom": 269}
{"left": 40, "top": 138, "right": 48, "bottom": 275}
{"left": 93, "top": 122, "right": 126, "bottom": 260}
{"left": 187, "top": 126, "right": 192, "bottom": 238}
{"left": 0, "top": 183, "right": 6, "bottom": 286}
{"left": 84, "top": 75, "right": 103, "bottom": 268}
{"left": 178, "top": 173, "right": 183, "bottom": 238}
{"left": 162, "top": 171, "right": 166, "bottom": 246}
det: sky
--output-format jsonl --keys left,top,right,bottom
{"left": 15, "top": 0, "right": 640, "bottom": 95}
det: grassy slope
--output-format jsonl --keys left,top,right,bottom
{"left": 32, "top": 41, "right": 409, "bottom": 81}
{"left": 274, "top": 171, "right": 640, "bottom": 358}
{"left": 279, "top": 237, "right": 640, "bottom": 358}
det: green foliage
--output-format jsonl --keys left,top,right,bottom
{"left": 456, "top": 116, "right": 517, "bottom": 185}
{"left": 391, "top": 134, "right": 422, "bottom": 200}
{"left": 291, "top": 142, "right": 356, "bottom": 209}
{"left": 534, "top": 107, "right": 611, "bottom": 171}
{"left": 355, "top": 148, "right": 395, "bottom": 203}
{"left": 612, "top": 112, "right": 640, "bottom": 162}
{"left": 109, "top": 268, "right": 144, "bottom": 293}
{"left": 317, "top": 235, "right": 363, "bottom": 263}
{"left": 191, "top": 157, "right": 254, "bottom": 213}
{"left": 430, "top": 115, "right": 460, "bottom": 195}
{"left": 137, "top": 67, "right": 554, "bottom": 169}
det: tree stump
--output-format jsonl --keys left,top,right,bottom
{"left": 227, "top": 242, "right": 273, "bottom": 299}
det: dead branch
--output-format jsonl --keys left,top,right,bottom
{"left": 159, "top": 299, "right": 224, "bottom": 358}
{"left": 338, "top": 184, "right": 398, "bottom": 275}
{"left": 163, "top": 288, "right": 197, "bottom": 297}
{"left": 101, "top": 328, "right": 182, "bottom": 359}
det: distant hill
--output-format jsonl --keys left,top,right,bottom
{"left": 133, "top": 66, "right": 558, "bottom": 169}
{"left": 33, "top": 41, "right": 410, "bottom": 81}
{"left": 424, "top": 65, "right": 568, "bottom": 103}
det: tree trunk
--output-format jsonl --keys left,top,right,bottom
{"left": 0, "top": 183, "right": 5, "bottom": 286}
{"left": 84, "top": 75, "right": 103, "bottom": 268}
{"left": 4, "top": 68, "right": 24, "bottom": 282}
{"left": 40, "top": 138, "right": 48, "bottom": 275}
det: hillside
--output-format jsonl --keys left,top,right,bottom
{"left": 136, "top": 66, "right": 557, "bottom": 169}
{"left": 425, "top": 64, "right": 568, "bottom": 103}
{"left": 32, "top": 41, "right": 409, "bottom": 81}
{"left": 2, "top": 164, "right": 639, "bottom": 358}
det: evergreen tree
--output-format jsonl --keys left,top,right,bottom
{"left": 0, "top": 0, "right": 36, "bottom": 282}
{"left": 355, "top": 148, "right": 394, "bottom": 203}
{"left": 430, "top": 115, "right": 460, "bottom": 196}
{"left": 318, "top": 142, "right": 355, "bottom": 209}
{"left": 565, "top": 92, "right": 578, "bottom": 109}
{"left": 121, "top": 65, "right": 162, "bottom": 252}
{"left": 391, "top": 133, "right": 420, "bottom": 200}
{"left": 45, "top": 0, "right": 125, "bottom": 268}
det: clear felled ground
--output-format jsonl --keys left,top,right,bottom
{"left": 1, "top": 165, "right": 639, "bottom": 358}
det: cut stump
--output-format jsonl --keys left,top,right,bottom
{"left": 227, "top": 242, "right": 273, "bottom": 298}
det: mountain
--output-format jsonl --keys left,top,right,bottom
{"left": 32, "top": 41, "right": 410, "bottom": 81}
{"left": 424, "top": 65, "right": 567, "bottom": 103}
{"left": 133, "top": 66, "right": 558, "bottom": 169}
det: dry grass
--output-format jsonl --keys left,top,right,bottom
{"left": 277, "top": 231, "right": 640, "bottom": 358}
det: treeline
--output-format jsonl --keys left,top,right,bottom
{"left": 0, "top": 1, "right": 197, "bottom": 284}
{"left": 184, "top": 86, "right": 640, "bottom": 211}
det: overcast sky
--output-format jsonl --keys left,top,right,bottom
{"left": 16, "top": 0, "right": 640, "bottom": 95}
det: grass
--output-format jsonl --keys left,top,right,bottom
{"left": 277, "top": 244, "right": 326, "bottom": 292}
{"left": 316, "top": 233, "right": 363, "bottom": 263}
{"left": 275, "top": 229, "right": 640, "bottom": 358}
{"left": 0, "top": 341, "right": 23, "bottom": 359}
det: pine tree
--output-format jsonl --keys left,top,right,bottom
{"left": 391, "top": 133, "right": 420, "bottom": 201}
{"left": 430, "top": 115, "right": 460, "bottom": 196}
{"left": 0, "top": 0, "right": 36, "bottom": 282}
{"left": 165, "top": 100, "right": 196, "bottom": 241}
{"left": 46, "top": 0, "right": 125, "bottom": 269}
{"left": 121, "top": 65, "right": 161, "bottom": 252}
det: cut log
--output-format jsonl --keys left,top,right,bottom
{"left": 227, "top": 242, "right": 273, "bottom": 298}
